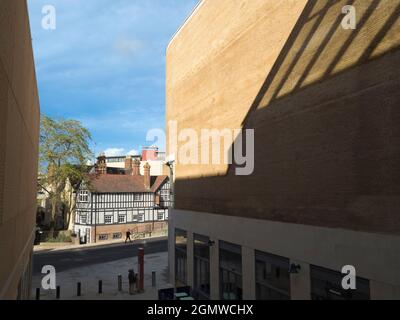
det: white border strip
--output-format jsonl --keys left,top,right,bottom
{"left": 167, "top": 0, "right": 206, "bottom": 51}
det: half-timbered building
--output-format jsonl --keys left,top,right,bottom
{"left": 74, "top": 156, "right": 172, "bottom": 243}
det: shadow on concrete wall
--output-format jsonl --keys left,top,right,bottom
{"left": 174, "top": 0, "right": 400, "bottom": 234}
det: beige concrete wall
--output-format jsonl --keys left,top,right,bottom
{"left": 166, "top": 0, "right": 400, "bottom": 235}
{"left": 0, "top": 0, "right": 40, "bottom": 299}
{"left": 170, "top": 208, "right": 400, "bottom": 299}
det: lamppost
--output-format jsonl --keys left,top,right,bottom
{"left": 165, "top": 160, "right": 175, "bottom": 209}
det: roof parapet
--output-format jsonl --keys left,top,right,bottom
{"left": 166, "top": 0, "right": 206, "bottom": 51}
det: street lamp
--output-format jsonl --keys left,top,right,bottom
{"left": 165, "top": 159, "right": 175, "bottom": 209}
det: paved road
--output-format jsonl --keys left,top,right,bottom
{"left": 32, "top": 239, "right": 168, "bottom": 275}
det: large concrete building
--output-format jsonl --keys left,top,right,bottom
{"left": 167, "top": 0, "right": 400, "bottom": 300}
{"left": 0, "top": 1, "right": 41, "bottom": 299}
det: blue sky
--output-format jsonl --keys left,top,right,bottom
{"left": 28, "top": 0, "right": 198, "bottom": 157}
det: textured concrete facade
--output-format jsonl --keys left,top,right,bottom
{"left": 166, "top": 0, "right": 400, "bottom": 299}
{"left": 0, "top": 0, "right": 40, "bottom": 299}
{"left": 166, "top": 0, "right": 400, "bottom": 235}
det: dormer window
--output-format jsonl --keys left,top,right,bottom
{"left": 79, "top": 190, "right": 89, "bottom": 202}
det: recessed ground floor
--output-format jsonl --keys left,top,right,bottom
{"left": 168, "top": 209, "right": 400, "bottom": 300}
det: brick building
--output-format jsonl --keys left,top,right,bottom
{"left": 103, "top": 146, "right": 167, "bottom": 176}
{"left": 167, "top": 0, "right": 400, "bottom": 300}
{"left": 74, "top": 155, "right": 172, "bottom": 243}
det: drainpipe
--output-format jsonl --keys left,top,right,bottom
{"left": 94, "top": 193, "right": 97, "bottom": 243}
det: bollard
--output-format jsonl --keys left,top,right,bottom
{"left": 152, "top": 271, "right": 156, "bottom": 288}
{"left": 56, "top": 286, "right": 60, "bottom": 299}
{"left": 118, "top": 275, "right": 122, "bottom": 292}
{"left": 135, "top": 274, "right": 140, "bottom": 293}
{"left": 77, "top": 282, "right": 81, "bottom": 296}
{"left": 98, "top": 280, "right": 103, "bottom": 294}
{"left": 138, "top": 247, "right": 144, "bottom": 292}
{"left": 35, "top": 288, "right": 40, "bottom": 300}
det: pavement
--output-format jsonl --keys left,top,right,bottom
{"left": 34, "top": 230, "right": 168, "bottom": 253}
{"left": 31, "top": 251, "right": 173, "bottom": 300}
{"left": 33, "top": 237, "right": 168, "bottom": 275}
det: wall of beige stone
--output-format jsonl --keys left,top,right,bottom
{"left": 166, "top": 0, "right": 400, "bottom": 235}
{"left": 0, "top": 0, "right": 40, "bottom": 299}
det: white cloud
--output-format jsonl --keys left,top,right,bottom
{"left": 104, "top": 148, "right": 125, "bottom": 157}
{"left": 115, "top": 37, "right": 143, "bottom": 57}
{"left": 103, "top": 148, "right": 139, "bottom": 157}
{"left": 127, "top": 149, "right": 139, "bottom": 156}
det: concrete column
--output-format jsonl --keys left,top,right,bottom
{"left": 168, "top": 212, "right": 175, "bottom": 285}
{"left": 370, "top": 280, "right": 400, "bottom": 300}
{"left": 187, "top": 231, "right": 194, "bottom": 288}
{"left": 210, "top": 237, "right": 220, "bottom": 300}
{"left": 242, "top": 247, "right": 256, "bottom": 299}
{"left": 290, "top": 260, "right": 311, "bottom": 300}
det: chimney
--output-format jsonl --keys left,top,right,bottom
{"left": 142, "top": 146, "right": 158, "bottom": 161}
{"left": 144, "top": 162, "right": 151, "bottom": 190}
{"left": 125, "top": 156, "right": 132, "bottom": 174}
{"left": 96, "top": 153, "right": 107, "bottom": 175}
{"left": 132, "top": 159, "right": 140, "bottom": 176}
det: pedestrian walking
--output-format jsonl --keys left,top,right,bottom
{"left": 125, "top": 230, "right": 132, "bottom": 243}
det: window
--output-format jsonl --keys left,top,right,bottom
{"left": 255, "top": 251, "right": 290, "bottom": 300}
{"left": 99, "top": 234, "right": 108, "bottom": 241}
{"left": 159, "top": 182, "right": 172, "bottom": 207}
{"left": 113, "top": 233, "right": 122, "bottom": 239}
{"left": 80, "top": 215, "right": 87, "bottom": 224}
{"left": 79, "top": 190, "right": 89, "bottom": 202}
{"left": 219, "top": 241, "right": 242, "bottom": 300}
{"left": 105, "top": 216, "right": 112, "bottom": 224}
{"left": 310, "top": 265, "right": 370, "bottom": 300}
{"left": 157, "top": 211, "right": 164, "bottom": 220}
{"left": 118, "top": 215, "right": 126, "bottom": 223}
{"left": 138, "top": 212, "right": 145, "bottom": 222}
{"left": 107, "top": 157, "right": 125, "bottom": 163}
{"left": 193, "top": 234, "right": 210, "bottom": 300}
{"left": 134, "top": 194, "right": 141, "bottom": 201}
{"left": 175, "top": 229, "right": 187, "bottom": 286}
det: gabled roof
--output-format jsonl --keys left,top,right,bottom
{"left": 88, "top": 174, "right": 168, "bottom": 194}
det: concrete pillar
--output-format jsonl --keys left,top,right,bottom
{"left": 187, "top": 231, "right": 194, "bottom": 288}
{"left": 242, "top": 247, "right": 256, "bottom": 300}
{"left": 210, "top": 237, "right": 220, "bottom": 300}
{"left": 290, "top": 260, "right": 311, "bottom": 300}
{"left": 370, "top": 281, "right": 400, "bottom": 300}
{"left": 168, "top": 212, "right": 175, "bottom": 285}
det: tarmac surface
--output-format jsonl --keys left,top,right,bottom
{"left": 33, "top": 238, "right": 168, "bottom": 275}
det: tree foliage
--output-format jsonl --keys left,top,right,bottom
{"left": 39, "top": 115, "right": 93, "bottom": 232}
